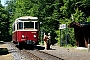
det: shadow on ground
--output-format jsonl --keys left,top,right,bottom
{"left": 35, "top": 45, "right": 56, "bottom": 50}
{"left": 16, "top": 44, "right": 56, "bottom": 50}
{"left": 0, "top": 48, "right": 9, "bottom": 55}
{"left": 35, "top": 45, "right": 45, "bottom": 50}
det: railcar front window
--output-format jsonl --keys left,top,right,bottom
{"left": 24, "top": 22, "right": 34, "bottom": 29}
{"left": 19, "top": 22, "right": 23, "bottom": 29}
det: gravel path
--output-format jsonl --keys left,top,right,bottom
{"left": 40, "top": 45, "right": 90, "bottom": 60}
{"left": 5, "top": 42, "right": 90, "bottom": 60}
{"left": 6, "top": 42, "right": 62, "bottom": 60}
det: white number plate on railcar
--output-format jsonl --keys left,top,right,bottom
{"left": 26, "top": 40, "right": 33, "bottom": 44}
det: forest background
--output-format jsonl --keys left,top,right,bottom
{"left": 0, "top": 0, "right": 90, "bottom": 46}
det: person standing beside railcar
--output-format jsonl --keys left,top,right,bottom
{"left": 43, "top": 33, "right": 48, "bottom": 50}
{"left": 47, "top": 33, "right": 51, "bottom": 49}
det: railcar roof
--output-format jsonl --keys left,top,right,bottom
{"left": 17, "top": 16, "right": 38, "bottom": 20}
{"left": 12, "top": 16, "right": 38, "bottom": 26}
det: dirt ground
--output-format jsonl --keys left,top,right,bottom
{"left": 0, "top": 43, "right": 13, "bottom": 60}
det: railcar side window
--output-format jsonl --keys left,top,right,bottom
{"left": 17, "top": 23, "right": 19, "bottom": 30}
{"left": 19, "top": 22, "right": 23, "bottom": 29}
{"left": 24, "top": 22, "right": 34, "bottom": 29}
{"left": 35, "top": 22, "right": 38, "bottom": 29}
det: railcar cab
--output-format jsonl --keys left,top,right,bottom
{"left": 12, "top": 16, "right": 39, "bottom": 49}
{"left": 12, "top": 16, "right": 38, "bottom": 31}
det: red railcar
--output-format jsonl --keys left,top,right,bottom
{"left": 12, "top": 16, "right": 39, "bottom": 49}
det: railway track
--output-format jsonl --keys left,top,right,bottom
{"left": 24, "top": 49, "right": 62, "bottom": 60}
{"left": 6, "top": 42, "right": 63, "bottom": 60}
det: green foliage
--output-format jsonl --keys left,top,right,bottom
{"left": 87, "top": 16, "right": 90, "bottom": 22}
{"left": 55, "top": 30, "right": 60, "bottom": 44}
{"left": 0, "top": 4, "right": 10, "bottom": 41}
{"left": 68, "top": 28, "right": 75, "bottom": 46}
{"left": 59, "top": 0, "right": 90, "bottom": 46}
{"left": 73, "top": 8, "right": 86, "bottom": 22}
{"left": 1, "top": 0, "right": 90, "bottom": 46}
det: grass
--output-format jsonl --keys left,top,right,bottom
{"left": 0, "top": 48, "right": 9, "bottom": 55}
{"left": 0, "top": 41, "right": 9, "bottom": 55}
{"left": 0, "top": 41, "right": 4, "bottom": 44}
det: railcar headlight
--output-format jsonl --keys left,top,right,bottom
{"left": 34, "top": 35, "right": 36, "bottom": 38}
{"left": 22, "top": 35, "right": 25, "bottom": 38}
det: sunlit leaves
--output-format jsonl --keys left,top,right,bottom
{"left": 73, "top": 8, "right": 85, "bottom": 22}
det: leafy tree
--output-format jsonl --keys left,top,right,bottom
{"left": 0, "top": 2, "right": 10, "bottom": 41}
{"left": 5, "top": 0, "right": 16, "bottom": 35}
{"left": 5, "top": 0, "right": 90, "bottom": 46}
{"left": 59, "top": 0, "right": 90, "bottom": 46}
{"left": 73, "top": 8, "right": 86, "bottom": 22}
{"left": 37, "top": 0, "right": 64, "bottom": 45}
